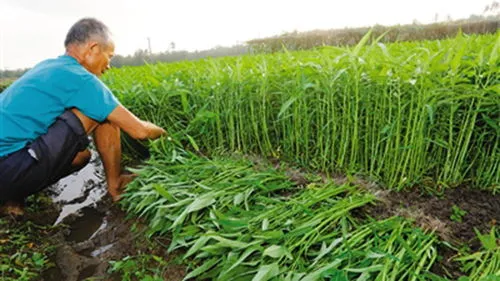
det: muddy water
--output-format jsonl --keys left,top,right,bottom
{"left": 65, "top": 207, "right": 105, "bottom": 243}
{"left": 40, "top": 147, "right": 185, "bottom": 281}
{"left": 41, "top": 150, "right": 136, "bottom": 281}
{"left": 51, "top": 150, "right": 107, "bottom": 225}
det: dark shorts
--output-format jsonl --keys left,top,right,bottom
{"left": 0, "top": 110, "right": 90, "bottom": 202}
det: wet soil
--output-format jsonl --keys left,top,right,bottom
{"left": 21, "top": 150, "right": 186, "bottom": 281}
{"left": 43, "top": 202, "right": 185, "bottom": 281}
{"left": 361, "top": 185, "right": 500, "bottom": 279}
{"left": 363, "top": 186, "right": 500, "bottom": 247}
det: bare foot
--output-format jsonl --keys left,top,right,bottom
{"left": 109, "top": 174, "right": 136, "bottom": 202}
{"left": 1, "top": 201, "right": 25, "bottom": 218}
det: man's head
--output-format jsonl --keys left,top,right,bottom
{"left": 65, "top": 18, "right": 115, "bottom": 77}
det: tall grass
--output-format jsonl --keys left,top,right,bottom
{"left": 106, "top": 32, "right": 499, "bottom": 191}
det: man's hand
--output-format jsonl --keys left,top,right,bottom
{"left": 108, "top": 105, "right": 167, "bottom": 140}
{"left": 142, "top": 120, "right": 167, "bottom": 140}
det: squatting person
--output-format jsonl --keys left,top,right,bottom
{"left": 0, "top": 18, "right": 167, "bottom": 216}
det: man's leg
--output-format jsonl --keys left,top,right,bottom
{"left": 67, "top": 149, "right": 92, "bottom": 175}
{"left": 2, "top": 118, "right": 92, "bottom": 217}
{"left": 1, "top": 154, "right": 90, "bottom": 218}
{"left": 72, "top": 149, "right": 91, "bottom": 168}
{"left": 1, "top": 201, "right": 24, "bottom": 217}
{"left": 93, "top": 122, "right": 134, "bottom": 201}
{"left": 1, "top": 108, "right": 132, "bottom": 216}
{"left": 71, "top": 109, "right": 133, "bottom": 201}
{"left": 53, "top": 149, "right": 92, "bottom": 181}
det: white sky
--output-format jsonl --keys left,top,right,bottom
{"left": 0, "top": 0, "right": 494, "bottom": 70}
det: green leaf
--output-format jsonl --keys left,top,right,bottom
{"left": 479, "top": 275, "right": 500, "bottom": 281}
{"left": 186, "top": 134, "right": 200, "bottom": 152}
{"left": 172, "top": 193, "right": 216, "bottom": 228}
{"left": 263, "top": 245, "right": 293, "bottom": 260}
{"left": 217, "top": 218, "right": 248, "bottom": 230}
{"left": 219, "top": 245, "right": 261, "bottom": 278}
{"left": 251, "top": 263, "right": 280, "bottom": 281}
{"left": 179, "top": 89, "right": 190, "bottom": 113}
{"left": 450, "top": 30, "right": 466, "bottom": 73}
{"left": 284, "top": 272, "right": 306, "bottom": 281}
{"left": 475, "top": 227, "right": 497, "bottom": 251}
{"left": 153, "top": 184, "right": 175, "bottom": 201}
{"left": 481, "top": 114, "right": 499, "bottom": 131}
{"left": 210, "top": 235, "right": 256, "bottom": 249}
{"left": 234, "top": 193, "right": 245, "bottom": 206}
{"left": 425, "top": 104, "right": 435, "bottom": 124}
{"left": 262, "top": 218, "right": 269, "bottom": 231}
{"left": 301, "top": 259, "right": 342, "bottom": 281}
{"left": 278, "top": 97, "right": 299, "bottom": 119}
{"left": 183, "top": 258, "right": 219, "bottom": 280}
{"left": 345, "top": 264, "right": 383, "bottom": 273}
{"left": 184, "top": 236, "right": 211, "bottom": 259}
{"left": 353, "top": 29, "right": 373, "bottom": 56}
{"left": 488, "top": 32, "right": 500, "bottom": 66}
{"left": 311, "top": 237, "right": 343, "bottom": 267}
{"left": 253, "top": 230, "right": 285, "bottom": 240}
{"left": 366, "top": 250, "right": 388, "bottom": 259}
{"left": 356, "top": 272, "right": 371, "bottom": 281}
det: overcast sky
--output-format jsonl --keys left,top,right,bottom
{"left": 0, "top": 0, "right": 494, "bottom": 70}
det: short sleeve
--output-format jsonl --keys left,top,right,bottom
{"left": 66, "top": 75, "right": 120, "bottom": 122}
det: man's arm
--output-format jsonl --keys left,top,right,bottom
{"left": 107, "top": 105, "right": 166, "bottom": 140}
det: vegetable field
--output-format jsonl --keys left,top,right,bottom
{"left": 107, "top": 31, "right": 499, "bottom": 191}
{"left": 104, "top": 31, "right": 500, "bottom": 280}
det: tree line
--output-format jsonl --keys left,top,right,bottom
{"left": 1, "top": 7, "right": 498, "bottom": 80}
{"left": 110, "top": 45, "right": 250, "bottom": 68}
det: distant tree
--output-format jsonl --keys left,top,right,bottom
{"left": 110, "top": 45, "right": 249, "bottom": 68}
{"left": 0, "top": 69, "right": 29, "bottom": 80}
{"left": 484, "top": 1, "right": 499, "bottom": 14}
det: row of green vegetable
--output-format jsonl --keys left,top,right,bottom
{"left": 107, "top": 31, "right": 499, "bottom": 191}
{"left": 121, "top": 139, "right": 499, "bottom": 280}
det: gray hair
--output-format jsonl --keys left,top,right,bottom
{"left": 64, "top": 18, "right": 111, "bottom": 48}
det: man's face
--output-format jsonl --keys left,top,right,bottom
{"left": 82, "top": 40, "right": 115, "bottom": 77}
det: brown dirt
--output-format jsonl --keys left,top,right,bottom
{"left": 18, "top": 196, "right": 186, "bottom": 281}
{"left": 352, "top": 185, "right": 500, "bottom": 279}
{"left": 364, "top": 186, "right": 500, "bottom": 246}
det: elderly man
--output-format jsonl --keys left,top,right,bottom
{"left": 0, "top": 18, "right": 166, "bottom": 216}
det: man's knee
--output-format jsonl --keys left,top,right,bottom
{"left": 71, "top": 149, "right": 91, "bottom": 170}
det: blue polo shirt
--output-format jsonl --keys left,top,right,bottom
{"left": 0, "top": 55, "right": 120, "bottom": 157}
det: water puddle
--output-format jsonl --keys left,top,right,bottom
{"left": 78, "top": 265, "right": 98, "bottom": 281}
{"left": 90, "top": 243, "right": 115, "bottom": 257}
{"left": 41, "top": 149, "right": 117, "bottom": 281}
{"left": 50, "top": 150, "right": 107, "bottom": 225}
{"left": 39, "top": 147, "right": 185, "bottom": 281}
{"left": 65, "top": 207, "right": 105, "bottom": 243}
